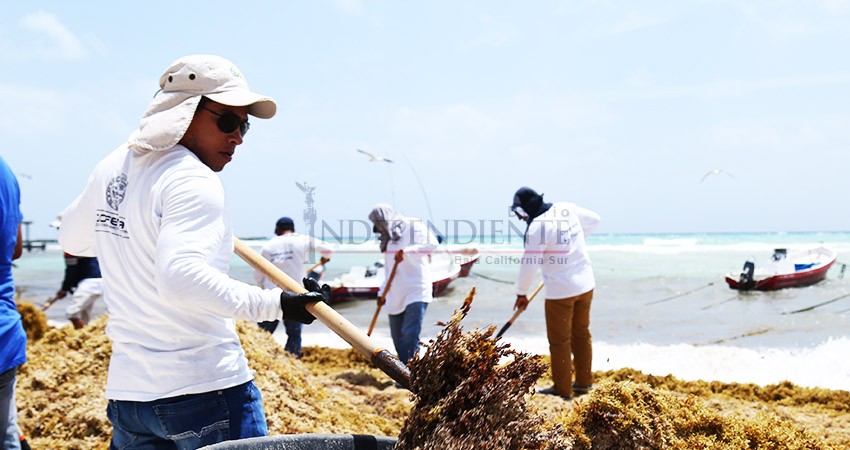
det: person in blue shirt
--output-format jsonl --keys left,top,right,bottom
{"left": 0, "top": 155, "right": 25, "bottom": 449}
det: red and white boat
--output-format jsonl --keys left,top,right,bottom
{"left": 327, "top": 247, "right": 479, "bottom": 304}
{"left": 725, "top": 246, "right": 837, "bottom": 291}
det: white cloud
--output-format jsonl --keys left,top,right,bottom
{"left": 0, "top": 81, "right": 131, "bottom": 138}
{"left": 390, "top": 104, "right": 503, "bottom": 143}
{"left": 595, "top": 12, "right": 670, "bottom": 37}
{"left": 705, "top": 115, "right": 850, "bottom": 158}
{"left": 0, "top": 85, "right": 75, "bottom": 135}
{"left": 387, "top": 89, "right": 616, "bottom": 142}
{"left": 380, "top": 90, "right": 615, "bottom": 167}
{"left": 550, "top": 0, "right": 674, "bottom": 38}
{"left": 464, "top": 15, "right": 519, "bottom": 49}
{"left": 819, "top": 0, "right": 850, "bottom": 13}
{"left": 330, "top": 0, "right": 364, "bottom": 15}
{"left": 0, "top": 11, "right": 86, "bottom": 61}
{"left": 733, "top": 1, "right": 850, "bottom": 40}
{"left": 738, "top": 4, "right": 820, "bottom": 40}
{"left": 603, "top": 72, "right": 850, "bottom": 101}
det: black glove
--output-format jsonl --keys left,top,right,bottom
{"left": 280, "top": 290, "right": 322, "bottom": 324}
{"left": 303, "top": 276, "right": 332, "bottom": 302}
{"left": 279, "top": 278, "right": 332, "bottom": 325}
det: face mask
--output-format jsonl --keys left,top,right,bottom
{"left": 511, "top": 205, "right": 529, "bottom": 221}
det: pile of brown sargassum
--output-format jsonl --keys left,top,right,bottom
{"left": 14, "top": 292, "right": 850, "bottom": 449}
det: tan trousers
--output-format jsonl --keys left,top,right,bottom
{"left": 544, "top": 289, "right": 594, "bottom": 397}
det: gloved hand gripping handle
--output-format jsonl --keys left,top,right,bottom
{"left": 233, "top": 237, "right": 411, "bottom": 389}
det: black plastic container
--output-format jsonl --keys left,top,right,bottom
{"left": 199, "top": 434, "right": 397, "bottom": 450}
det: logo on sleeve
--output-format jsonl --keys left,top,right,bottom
{"left": 106, "top": 174, "right": 128, "bottom": 210}
{"left": 97, "top": 173, "right": 129, "bottom": 239}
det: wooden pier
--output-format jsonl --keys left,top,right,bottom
{"left": 21, "top": 221, "right": 47, "bottom": 252}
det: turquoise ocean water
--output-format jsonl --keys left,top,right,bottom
{"left": 13, "top": 231, "right": 850, "bottom": 390}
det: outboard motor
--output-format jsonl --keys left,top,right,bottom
{"left": 365, "top": 260, "right": 384, "bottom": 278}
{"left": 738, "top": 260, "right": 756, "bottom": 290}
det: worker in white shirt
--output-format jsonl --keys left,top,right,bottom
{"left": 254, "top": 216, "right": 333, "bottom": 357}
{"left": 58, "top": 54, "right": 328, "bottom": 449}
{"left": 511, "top": 187, "right": 601, "bottom": 399}
{"left": 368, "top": 203, "right": 438, "bottom": 365}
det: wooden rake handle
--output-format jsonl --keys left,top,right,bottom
{"left": 305, "top": 259, "right": 327, "bottom": 275}
{"left": 233, "top": 237, "right": 410, "bottom": 388}
{"left": 368, "top": 256, "right": 401, "bottom": 336}
{"left": 495, "top": 280, "right": 545, "bottom": 338}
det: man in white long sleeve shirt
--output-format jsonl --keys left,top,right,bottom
{"left": 368, "top": 204, "right": 438, "bottom": 365}
{"left": 254, "top": 216, "right": 333, "bottom": 357}
{"left": 58, "top": 55, "right": 327, "bottom": 449}
{"left": 511, "top": 187, "right": 601, "bottom": 399}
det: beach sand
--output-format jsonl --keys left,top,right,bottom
{"left": 14, "top": 298, "right": 850, "bottom": 449}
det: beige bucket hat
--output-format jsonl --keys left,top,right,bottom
{"left": 129, "top": 54, "right": 277, "bottom": 152}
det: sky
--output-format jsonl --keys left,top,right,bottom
{"left": 2, "top": 0, "right": 850, "bottom": 241}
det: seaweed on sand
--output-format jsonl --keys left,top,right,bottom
{"left": 12, "top": 295, "right": 841, "bottom": 449}
{"left": 16, "top": 299, "right": 48, "bottom": 342}
{"left": 16, "top": 312, "right": 113, "bottom": 449}
{"left": 396, "top": 288, "right": 574, "bottom": 449}
{"left": 14, "top": 313, "right": 411, "bottom": 449}
{"left": 392, "top": 287, "right": 833, "bottom": 450}
{"left": 566, "top": 380, "right": 831, "bottom": 450}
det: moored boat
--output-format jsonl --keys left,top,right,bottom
{"left": 725, "top": 246, "right": 837, "bottom": 291}
{"left": 327, "top": 247, "right": 479, "bottom": 304}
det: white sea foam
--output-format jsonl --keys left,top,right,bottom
{"left": 585, "top": 338, "right": 850, "bottom": 391}
{"left": 20, "top": 231, "right": 850, "bottom": 392}
{"left": 296, "top": 328, "right": 850, "bottom": 391}
{"left": 510, "top": 337, "right": 850, "bottom": 391}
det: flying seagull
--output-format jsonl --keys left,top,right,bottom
{"left": 700, "top": 168, "right": 735, "bottom": 183}
{"left": 356, "top": 148, "right": 393, "bottom": 163}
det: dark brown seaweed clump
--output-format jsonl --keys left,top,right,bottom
{"left": 16, "top": 300, "right": 48, "bottom": 343}
{"left": 15, "top": 315, "right": 412, "bottom": 449}
{"left": 12, "top": 290, "right": 844, "bottom": 449}
{"left": 396, "top": 288, "right": 574, "bottom": 449}
{"left": 17, "top": 315, "right": 114, "bottom": 449}
{"left": 603, "top": 367, "right": 850, "bottom": 412}
{"left": 565, "top": 380, "right": 830, "bottom": 450}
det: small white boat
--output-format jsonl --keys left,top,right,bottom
{"left": 725, "top": 246, "right": 837, "bottom": 291}
{"left": 327, "top": 247, "right": 479, "bottom": 304}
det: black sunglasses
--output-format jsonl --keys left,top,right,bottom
{"left": 200, "top": 105, "right": 250, "bottom": 137}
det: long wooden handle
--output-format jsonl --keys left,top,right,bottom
{"left": 41, "top": 291, "right": 65, "bottom": 311}
{"left": 367, "top": 257, "right": 401, "bottom": 336}
{"left": 41, "top": 296, "right": 58, "bottom": 311}
{"left": 305, "top": 260, "right": 326, "bottom": 275}
{"left": 233, "top": 237, "right": 410, "bottom": 388}
{"left": 495, "top": 280, "right": 545, "bottom": 338}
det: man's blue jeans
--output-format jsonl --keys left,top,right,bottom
{"left": 388, "top": 301, "right": 428, "bottom": 365}
{"left": 283, "top": 319, "right": 303, "bottom": 358}
{"left": 1, "top": 367, "right": 21, "bottom": 450}
{"left": 107, "top": 380, "right": 267, "bottom": 450}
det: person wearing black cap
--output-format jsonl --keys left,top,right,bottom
{"left": 254, "top": 216, "right": 333, "bottom": 357}
{"left": 58, "top": 55, "right": 329, "bottom": 448}
{"left": 510, "top": 187, "right": 601, "bottom": 399}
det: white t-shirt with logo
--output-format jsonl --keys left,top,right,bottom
{"left": 254, "top": 233, "right": 333, "bottom": 289}
{"left": 516, "top": 202, "right": 601, "bottom": 299}
{"left": 380, "top": 218, "right": 439, "bottom": 315}
{"left": 59, "top": 143, "right": 282, "bottom": 401}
